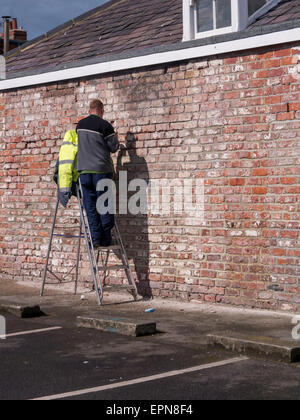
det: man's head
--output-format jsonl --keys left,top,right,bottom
{"left": 89, "top": 99, "right": 104, "bottom": 118}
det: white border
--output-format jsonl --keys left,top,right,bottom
{"left": 0, "top": 27, "right": 300, "bottom": 91}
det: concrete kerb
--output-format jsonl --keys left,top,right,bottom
{"left": 77, "top": 315, "right": 157, "bottom": 337}
{"left": 207, "top": 334, "right": 300, "bottom": 363}
{"left": 0, "top": 303, "right": 44, "bottom": 319}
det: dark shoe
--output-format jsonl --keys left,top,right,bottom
{"left": 100, "top": 230, "right": 112, "bottom": 247}
{"left": 99, "top": 239, "right": 112, "bottom": 247}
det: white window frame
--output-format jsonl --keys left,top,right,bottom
{"left": 193, "top": 0, "right": 237, "bottom": 40}
{"left": 183, "top": 0, "right": 282, "bottom": 42}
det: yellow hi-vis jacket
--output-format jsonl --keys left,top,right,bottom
{"left": 57, "top": 130, "right": 79, "bottom": 207}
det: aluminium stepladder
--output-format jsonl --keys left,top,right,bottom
{"left": 41, "top": 179, "right": 138, "bottom": 305}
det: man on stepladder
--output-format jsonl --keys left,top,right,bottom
{"left": 76, "top": 99, "right": 119, "bottom": 248}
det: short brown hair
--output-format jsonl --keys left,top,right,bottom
{"left": 89, "top": 99, "right": 104, "bottom": 111}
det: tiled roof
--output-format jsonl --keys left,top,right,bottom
{"left": 6, "top": 0, "right": 182, "bottom": 75}
{"left": 5, "top": 0, "right": 300, "bottom": 77}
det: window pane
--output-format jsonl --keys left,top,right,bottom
{"left": 196, "top": 0, "right": 214, "bottom": 33}
{"left": 216, "top": 0, "right": 232, "bottom": 29}
{"left": 248, "top": 0, "right": 267, "bottom": 17}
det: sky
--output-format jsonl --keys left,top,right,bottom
{"left": 1, "top": 0, "right": 109, "bottom": 40}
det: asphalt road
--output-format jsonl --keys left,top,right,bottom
{"left": 0, "top": 311, "right": 300, "bottom": 403}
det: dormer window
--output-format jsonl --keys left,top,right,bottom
{"left": 183, "top": 0, "right": 281, "bottom": 41}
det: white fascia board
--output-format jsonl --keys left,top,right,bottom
{"left": 0, "top": 27, "right": 300, "bottom": 91}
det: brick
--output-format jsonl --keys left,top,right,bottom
{"left": 252, "top": 168, "right": 269, "bottom": 176}
{"left": 289, "top": 103, "right": 300, "bottom": 111}
{"left": 263, "top": 59, "right": 281, "bottom": 68}
{"left": 253, "top": 187, "right": 268, "bottom": 195}
{"left": 277, "top": 112, "right": 295, "bottom": 121}
{"left": 230, "top": 178, "right": 245, "bottom": 186}
{"left": 264, "top": 96, "right": 282, "bottom": 104}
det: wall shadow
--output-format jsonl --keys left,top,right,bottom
{"left": 116, "top": 132, "right": 152, "bottom": 300}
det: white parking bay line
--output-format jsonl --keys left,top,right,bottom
{"left": 2, "top": 326, "right": 62, "bottom": 339}
{"left": 32, "top": 356, "right": 248, "bottom": 401}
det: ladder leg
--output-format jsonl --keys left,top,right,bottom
{"left": 74, "top": 220, "right": 82, "bottom": 295}
{"left": 77, "top": 182, "right": 103, "bottom": 305}
{"left": 114, "top": 220, "right": 138, "bottom": 300}
{"left": 102, "top": 250, "right": 110, "bottom": 286}
{"left": 41, "top": 199, "right": 59, "bottom": 296}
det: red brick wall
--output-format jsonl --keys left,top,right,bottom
{"left": 1, "top": 42, "right": 300, "bottom": 311}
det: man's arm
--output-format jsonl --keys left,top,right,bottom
{"left": 104, "top": 121, "right": 119, "bottom": 153}
{"left": 105, "top": 132, "right": 119, "bottom": 153}
{"left": 58, "top": 130, "right": 78, "bottom": 207}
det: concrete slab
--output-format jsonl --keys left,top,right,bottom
{"left": 207, "top": 333, "right": 300, "bottom": 363}
{"left": 77, "top": 315, "right": 157, "bottom": 337}
{"left": 0, "top": 303, "right": 44, "bottom": 318}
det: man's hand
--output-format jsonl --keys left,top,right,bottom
{"left": 116, "top": 143, "right": 126, "bottom": 171}
{"left": 119, "top": 143, "right": 126, "bottom": 155}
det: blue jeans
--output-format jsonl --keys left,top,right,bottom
{"left": 79, "top": 173, "right": 115, "bottom": 246}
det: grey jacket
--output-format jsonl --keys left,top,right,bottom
{"left": 76, "top": 115, "right": 119, "bottom": 173}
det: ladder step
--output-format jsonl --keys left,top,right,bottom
{"left": 53, "top": 233, "right": 83, "bottom": 239}
{"left": 99, "top": 264, "right": 128, "bottom": 271}
{"left": 103, "top": 284, "right": 136, "bottom": 291}
{"left": 97, "top": 245, "right": 122, "bottom": 251}
{"left": 55, "top": 225, "right": 80, "bottom": 229}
